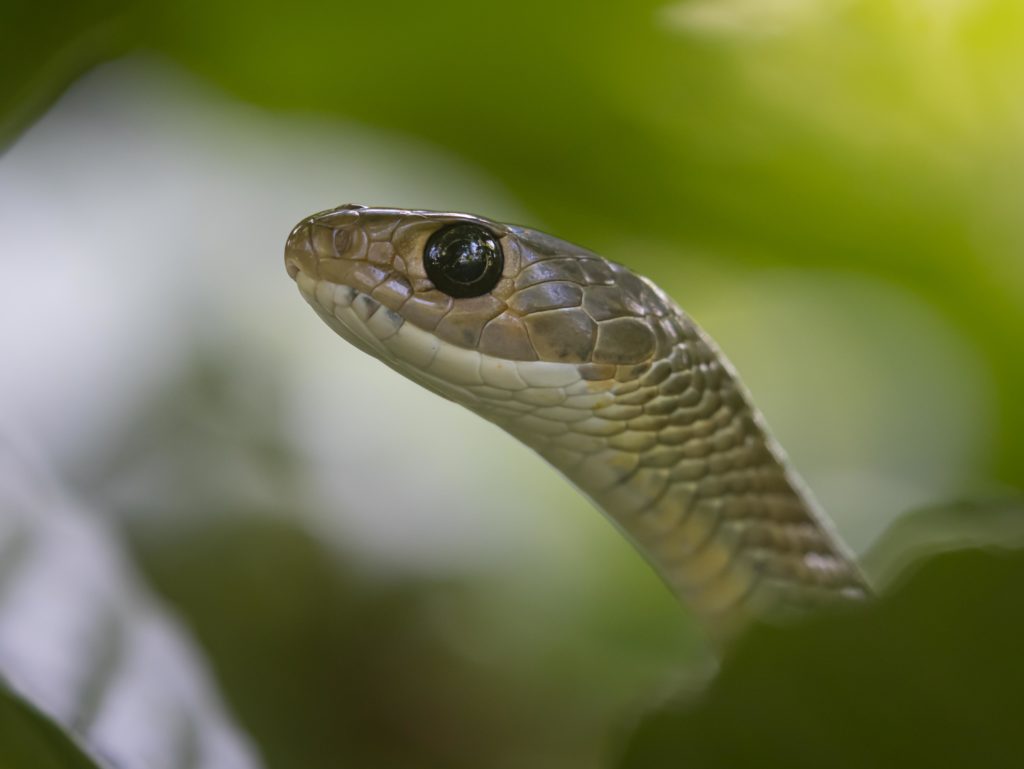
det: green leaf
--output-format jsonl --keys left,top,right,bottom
{"left": 0, "top": 0, "right": 137, "bottom": 149}
{"left": 862, "top": 497, "right": 1024, "bottom": 589}
{"left": 3, "top": 0, "right": 1024, "bottom": 488}
{"left": 616, "top": 545, "right": 1024, "bottom": 769}
{"left": 0, "top": 683, "right": 99, "bottom": 769}
{"left": 0, "top": 440, "right": 262, "bottom": 769}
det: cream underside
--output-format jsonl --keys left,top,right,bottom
{"left": 296, "top": 273, "right": 617, "bottom": 422}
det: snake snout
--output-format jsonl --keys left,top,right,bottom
{"left": 284, "top": 217, "right": 318, "bottom": 280}
{"left": 285, "top": 206, "right": 370, "bottom": 282}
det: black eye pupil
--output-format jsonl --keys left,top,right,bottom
{"left": 442, "top": 239, "right": 489, "bottom": 283}
{"left": 424, "top": 223, "right": 503, "bottom": 298}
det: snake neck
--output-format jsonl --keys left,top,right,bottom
{"left": 492, "top": 316, "right": 869, "bottom": 641}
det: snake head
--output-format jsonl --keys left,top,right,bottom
{"left": 285, "top": 206, "right": 674, "bottom": 383}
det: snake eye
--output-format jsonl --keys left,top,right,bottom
{"left": 423, "top": 223, "right": 504, "bottom": 298}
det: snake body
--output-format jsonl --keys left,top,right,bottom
{"left": 285, "top": 206, "right": 869, "bottom": 641}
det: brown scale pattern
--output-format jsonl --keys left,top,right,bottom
{"left": 527, "top": 318, "right": 870, "bottom": 627}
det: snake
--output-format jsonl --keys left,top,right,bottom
{"left": 284, "top": 205, "right": 870, "bottom": 643}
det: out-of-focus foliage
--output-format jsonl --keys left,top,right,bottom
{"left": 5, "top": 1, "right": 1024, "bottom": 768}
{"left": 136, "top": 518, "right": 641, "bottom": 769}
{"left": 862, "top": 497, "right": 1024, "bottom": 588}
{"left": 0, "top": 446, "right": 261, "bottom": 769}
{"left": 7, "top": 0, "right": 1024, "bottom": 485}
{"left": 0, "top": 0, "right": 133, "bottom": 144}
{"left": 0, "top": 687, "right": 98, "bottom": 769}
{"left": 618, "top": 544, "right": 1024, "bottom": 769}
{"left": 103, "top": 344, "right": 704, "bottom": 769}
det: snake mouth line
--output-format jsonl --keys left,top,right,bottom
{"left": 292, "top": 271, "right": 403, "bottom": 358}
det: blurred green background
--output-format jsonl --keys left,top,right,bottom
{"left": 2, "top": 0, "right": 1023, "bottom": 767}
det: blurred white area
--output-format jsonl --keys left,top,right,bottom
{"left": 0, "top": 55, "right": 993, "bottom": 588}
{"left": 0, "top": 439, "right": 261, "bottom": 769}
{"left": 661, "top": 0, "right": 980, "bottom": 39}
{"left": 659, "top": 0, "right": 830, "bottom": 37}
{"left": 0, "top": 56, "right": 599, "bottom": 583}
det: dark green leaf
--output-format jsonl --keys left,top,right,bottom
{"left": 617, "top": 547, "right": 1024, "bottom": 769}
{"left": 0, "top": 0, "right": 137, "bottom": 148}
{"left": 0, "top": 443, "right": 262, "bottom": 769}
